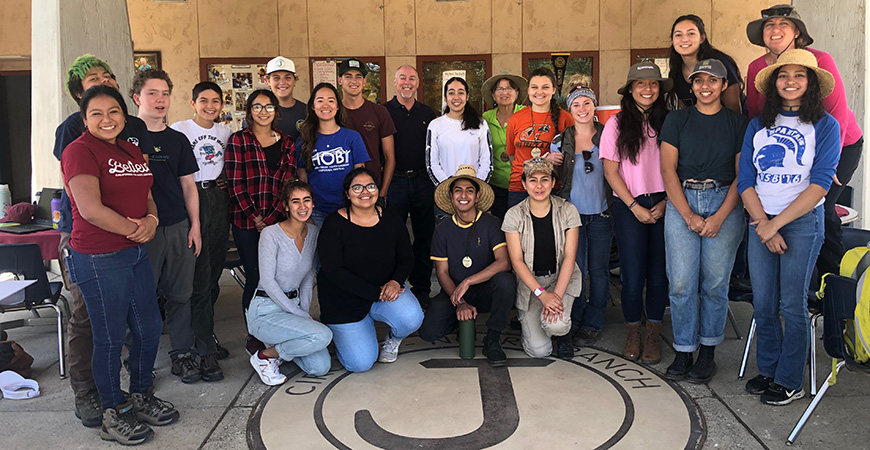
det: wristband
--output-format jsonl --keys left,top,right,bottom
{"left": 628, "top": 200, "right": 638, "bottom": 210}
{"left": 146, "top": 214, "right": 159, "bottom": 226}
{"left": 533, "top": 286, "right": 545, "bottom": 298}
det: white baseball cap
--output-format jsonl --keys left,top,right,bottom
{"left": 266, "top": 56, "right": 296, "bottom": 75}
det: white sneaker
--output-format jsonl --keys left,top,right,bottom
{"left": 378, "top": 337, "right": 403, "bottom": 363}
{"left": 250, "top": 352, "right": 287, "bottom": 386}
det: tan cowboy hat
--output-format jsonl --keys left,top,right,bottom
{"left": 434, "top": 165, "right": 494, "bottom": 215}
{"left": 746, "top": 4, "right": 813, "bottom": 48}
{"left": 754, "top": 49, "right": 835, "bottom": 98}
{"left": 617, "top": 62, "right": 673, "bottom": 96}
{"left": 481, "top": 71, "right": 529, "bottom": 107}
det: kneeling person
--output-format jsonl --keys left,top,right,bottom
{"left": 419, "top": 166, "right": 515, "bottom": 366}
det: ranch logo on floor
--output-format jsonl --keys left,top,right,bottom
{"left": 249, "top": 337, "right": 704, "bottom": 449}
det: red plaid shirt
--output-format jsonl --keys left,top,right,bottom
{"left": 226, "top": 128, "right": 297, "bottom": 230}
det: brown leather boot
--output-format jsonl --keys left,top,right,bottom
{"left": 643, "top": 322, "right": 663, "bottom": 364}
{"left": 622, "top": 323, "right": 642, "bottom": 361}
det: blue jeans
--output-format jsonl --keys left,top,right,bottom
{"left": 326, "top": 289, "right": 424, "bottom": 373}
{"left": 312, "top": 208, "right": 330, "bottom": 229}
{"left": 507, "top": 191, "right": 529, "bottom": 209}
{"left": 748, "top": 205, "right": 824, "bottom": 390}
{"left": 388, "top": 175, "right": 436, "bottom": 299}
{"left": 611, "top": 194, "right": 668, "bottom": 323}
{"left": 570, "top": 213, "right": 613, "bottom": 332}
{"left": 232, "top": 225, "right": 260, "bottom": 313}
{"left": 664, "top": 187, "right": 745, "bottom": 352}
{"left": 66, "top": 245, "right": 162, "bottom": 410}
{"left": 245, "top": 296, "right": 333, "bottom": 376}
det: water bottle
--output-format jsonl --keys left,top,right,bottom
{"left": 459, "top": 319, "right": 475, "bottom": 359}
{"left": 0, "top": 184, "right": 10, "bottom": 220}
{"left": 51, "top": 190, "right": 62, "bottom": 229}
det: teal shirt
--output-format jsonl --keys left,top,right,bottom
{"left": 483, "top": 104, "right": 525, "bottom": 189}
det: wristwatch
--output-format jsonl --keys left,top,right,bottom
{"left": 533, "top": 287, "right": 545, "bottom": 297}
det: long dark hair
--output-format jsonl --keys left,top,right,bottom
{"left": 616, "top": 81, "right": 669, "bottom": 164}
{"left": 79, "top": 85, "right": 136, "bottom": 157}
{"left": 244, "top": 89, "right": 280, "bottom": 130}
{"left": 528, "top": 67, "right": 563, "bottom": 133}
{"left": 442, "top": 77, "right": 481, "bottom": 130}
{"left": 667, "top": 15, "right": 745, "bottom": 94}
{"left": 299, "top": 83, "right": 347, "bottom": 171}
{"left": 761, "top": 67, "right": 826, "bottom": 128}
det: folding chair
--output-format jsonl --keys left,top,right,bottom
{"left": 224, "top": 240, "right": 245, "bottom": 289}
{"left": 0, "top": 243, "right": 70, "bottom": 378}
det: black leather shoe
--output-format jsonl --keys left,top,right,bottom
{"left": 555, "top": 334, "right": 574, "bottom": 360}
{"left": 665, "top": 351, "right": 694, "bottom": 381}
{"left": 686, "top": 345, "right": 716, "bottom": 384}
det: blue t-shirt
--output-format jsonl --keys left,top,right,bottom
{"left": 53, "top": 113, "right": 155, "bottom": 233}
{"left": 295, "top": 127, "right": 370, "bottom": 214}
{"left": 551, "top": 134, "right": 607, "bottom": 215}
{"left": 148, "top": 127, "right": 200, "bottom": 227}
{"left": 737, "top": 111, "right": 840, "bottom": 215}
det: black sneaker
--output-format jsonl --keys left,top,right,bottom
{"left": 170, "top": 353, "right": 202, "bottom": 384}
{"left": 200, "top": 353, "right": 224, "bottom": 382}
{"left": 760, "top": 383, "right": 806, "bottom": 406}
{"left": 74, "top": 388, "right": 103, "bottom": 428}
{"left": 574, "top": 327, "right": 601, "bottom": 345}
{"left": 482, "top": 329, "right": 507, "bottom": 367}
{"left": 100, "top": 400, "right": 154, "bottom": 445}
{"left": 665, "top": 352, "right": 694, "bottom": 381}
{"left": 744, "top": 374, "right": 774, "bottom": 395}
{"left": 555, "top": 334, "right": 575, "bottom": 360}
{"left": 131, "top": 386, "right": 180, "bottom": 426}
{"left": 214, "top": 334, "right": 230, "bottom": 360}
{"left": 686, "top": 345, "right": 716, "bottom": 384}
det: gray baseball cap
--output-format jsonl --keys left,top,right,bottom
{"left": 689, "top": 59, "right": 727, "bottom": 79}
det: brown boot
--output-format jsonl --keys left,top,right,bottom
{"left": 643, "top": 322, "right": 663, "bottom": 364}
{"left": 622, "top": 323, "right": 642, "bottom": 361}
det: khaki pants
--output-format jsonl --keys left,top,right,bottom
{"left": 59, "top": 232, "right": 96, "bottom": 396}
{"left": 517, "top": 275, "right": 573, "bottom": 358}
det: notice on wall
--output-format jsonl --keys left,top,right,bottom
{"left": 313, "top": 60, "right": 337, "bottom": 87}
{"left": 441, "top": 70, "right": 466, "bottom": 112}
{"left": 207, "top": 63, "right": 269, "bottom": 132}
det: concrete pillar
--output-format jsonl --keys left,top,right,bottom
{"left": 31, "top": 0, "right": 134, "bottom": 198}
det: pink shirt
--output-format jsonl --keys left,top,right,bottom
{"left": 599, "top": 115, "right": 665, "bottom": 198}
{"left": 747, "top": 48, "right": 862, "bottom": 148}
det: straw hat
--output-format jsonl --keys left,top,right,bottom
{"left": 754, "top": 49, "right": 835, "bottom": 98}
{"left": 481, "top": 71, "right": 529, "bottom": 107}
{"left": 746, "top": 4, "right": 813, "bottom": 48}
{"left": 434, "top": 165, "right": 494, "bottom": 215}
{"left": 617, "top": 62, "right": 673, "bottom": 95}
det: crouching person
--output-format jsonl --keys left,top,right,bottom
{"left": 419, "top": 166, "right": 516, "bottom": 366}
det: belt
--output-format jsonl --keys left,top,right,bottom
{"left": 198, "top": 180, "right": 218, "bottom": 189}
{"left": 393, "top": 169, "right": 428, "bottom": 178}
{"left": 255, "top": 289, "right": 298, "bottom": 300}
{"left": 534, "top": 270, "right": 556, "bottom": 277}
{"left": 682, "top": 180, "right": 731, "bottom": 190}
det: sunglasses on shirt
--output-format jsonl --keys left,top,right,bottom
{"left": 582, "top": 151, "right": 594, "bottom": 174}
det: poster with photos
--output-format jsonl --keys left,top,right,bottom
{"left": 207, "top": 63, "right": 269, "bottom": 132}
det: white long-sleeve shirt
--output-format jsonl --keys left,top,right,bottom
{"left": 425, "top": 115, "right": 493, "bottom": 184}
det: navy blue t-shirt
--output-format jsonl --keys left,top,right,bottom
{"left": 53, "top": 113, "right": 155, "bottom": 233}
{"left": 148, "top": 127, "right": 199, "bottom": 227}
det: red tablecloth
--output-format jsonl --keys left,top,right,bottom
{"left": 0, "top": 230, "right": 62, "bottom": 260}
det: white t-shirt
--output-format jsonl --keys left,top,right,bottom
{"left": 425, "top": 115, "right": 493, "bottom": 184}
{"left": 170, "top": 119, "right": 232, "bottom": 182}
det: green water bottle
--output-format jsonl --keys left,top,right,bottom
{"left": 459, "top": 319, "right": 475, "bottom": 359}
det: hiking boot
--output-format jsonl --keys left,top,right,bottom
{"left": 214, "top": 334, "right": 230, "bottom": 360}
{"left": 199, "top": 353, "right": 224, "bottom": 382}
{"left": 574, "top": 327, "right": 601, "bottom": 345}
{"left": 622, "top": 323, "right": 642, "bottom": 361}
{"left": 100, "top": 400, "right": 154, "bottom": 445}
{"left": 250, "top": 351, "right": 286, "bottom": 386}
{"left": 131, "top": 386, "right": 180, "bottom": 426}
{"left": 482, "top": 329, "right": 507, "bottom": 367}
{"left": 555, "top": 334, "right": 575, "bottom": 360}
{"left": 760, "top": 383, "right": 806, "bottom": 406}
{"left": 170, "top": 353, "right": 201, "bottom": 384}
{"left": 74, "top": 388, "right": 103, "bottom": 428}
{"left": 665, "top": 352, "right": 694, "bottom": 381}
{"left": 378, "top": 336, "right": 403, "bottom": 363}
{"left": 642, "top": 322, "right": 662, "bottom": 364}
{"left": 245, "top": 334, "right": 266, "bottom": 356}
{"left": 744, "top": 374, "right": 774, "bottom": 395}
{"left": 687, "top": 345, "right": 716, "bottom": 384}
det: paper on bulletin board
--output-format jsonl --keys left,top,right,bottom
{"left": 313, "top": 60, "right": 337, "bottom": 87}
{"left": 441, "top": 70, "right": 466, "bottom": 112}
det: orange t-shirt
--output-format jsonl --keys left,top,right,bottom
{"left": 505, "top": 107, "right": 574, "bottom": 192}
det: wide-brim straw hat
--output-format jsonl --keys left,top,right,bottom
{"left": 482, "top": 71, "right": 529, "bottom": 107}
{"left": 746, "top": 4, "right": 814, "bottom": 47}
{"left": 754, "top": 49, "right": 834, "bottom": 98}
{"left": 617, "top": 62, "right": 673, "bottom": 95}
{"left": 434, "top": 165, "right": 494, "bottom": 215}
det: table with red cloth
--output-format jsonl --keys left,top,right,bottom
{"left": 0, "top": 230, "right": 62, "bottom": 260}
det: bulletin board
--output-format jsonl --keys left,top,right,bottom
{"left": 200, "top": 58, "right": 271, "bottom": 132}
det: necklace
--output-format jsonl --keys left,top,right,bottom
{"left": 320, "top": 131, "right": 338, "bottom": 149}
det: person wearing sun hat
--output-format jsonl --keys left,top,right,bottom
{"left": 420, "top": 165, "right": 515, "bottom": 366}
{"left": 502, "top": 157, "right": 583, "bottom": 359}
{"left": 737, "top": 48, "right": 841, "bottom": 406}
{"left": 745, "top": 5, "right": 863, "bottom": 279}
{"left": 482, "top": 72, "right": 528, "bottom": 219}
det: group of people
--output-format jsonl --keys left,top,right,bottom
{"left": 52, "top": 4, "right": 862, "bottom": 446}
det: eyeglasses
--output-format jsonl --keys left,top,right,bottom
{"left": 582, "top": 151, "right": 594, "bottom": 174}
{"left": 350, "top": 183, "right": 379, "bottom": 194}
{"left": 494, "top": 87, "right": 516, "bottom": 93}
{"left": 251, "top": 104, "right": 276, "bottom": 113}
{"left": 761, "top": 6, "right": 794, "bottom": 18}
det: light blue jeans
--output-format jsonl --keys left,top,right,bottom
{"left": 326, "top": 289, "right": 424, "bottom": 373}
{"left": 665, "top": 186, "right": 745, "bottom": 352}
{"left": 245, "top": 296, "right": 333, "bottom": 376}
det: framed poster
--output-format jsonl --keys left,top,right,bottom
{"left": 523, "top": 51, "right": 598, "bottom": 103}
{"left": 200, "top": 58, "right": 271, "bottom": 132}
{"left": 308, "top": 57, "right": 386, "bottom": 104}
{"left": 417, "top": 55, "right": 491, "bottom": 114}
{"left": 133, "top": 51, "right": 161, "bottom": 72}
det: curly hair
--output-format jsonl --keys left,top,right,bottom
{"left": 130, "top": 68, "right": 174, "bottom": 99}
{"left": 615, "top": 81, "right": 669, "bottom": 164}
{"left": 761, "top": 67, "right": 826, "bottom": 128}
{"left": 298, "top": 83, "right": 347, "bottom": 171}
{"left": 529, "top": 67, "right": 564, "bottom": 134}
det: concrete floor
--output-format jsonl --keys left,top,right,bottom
{"left": 1, "top": 270, "right": 868, "bottom": 449}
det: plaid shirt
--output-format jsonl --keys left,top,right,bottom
{"left": 226, "top": 128, "right": 297, "bottom": 229}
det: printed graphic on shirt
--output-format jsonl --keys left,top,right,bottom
{"left": 191, "top": 134, "right": 225, "bottom": 166}
{"left": 362, "top": 120, "right": 376, "bottom": 132}
{"left": 108, "top": 158, "right": 152, "bottom": 177}
{"left": 754, "top": 126, "right": 807, "bottom": 184}
{"left": 127, "top": 136, "right": 140, "bottom": 147}
{"left": 516, "top": 123, "right": 553, "bottom": 149}
{"left": 312, "top": 147, "right": 353, "bottom": 172}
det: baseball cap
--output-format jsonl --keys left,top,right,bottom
{"left": 338, "top": 58, "right": 368, "bottom": 77}
{"left": 689, "top": 59, "right": 728, "bottom": 79}
{"left": 266, "top": 56, "right": 296, "bottom": 75}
